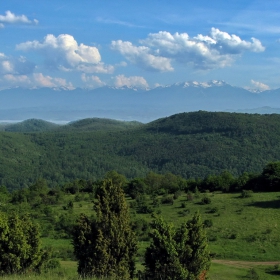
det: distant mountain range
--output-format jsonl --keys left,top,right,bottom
{"left": 1, "top": 81, "right": 280, "bottom": 122}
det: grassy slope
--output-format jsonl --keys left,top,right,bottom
{"left": 1, "top": 189, "right": 279, "bottom": 279}
{"left": 31, "top": 190, "right": 280, "bottom": 279}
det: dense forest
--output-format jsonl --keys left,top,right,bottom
{"left": 1, "top": 111, "right": 280, "bottom": 189}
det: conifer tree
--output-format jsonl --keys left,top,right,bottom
{"left": 73, "top": 179, "right": 137, "bottom": 279}
{"left": 144, "top": 217, "right": 188, "bottom": 280}
{"left": 144, "top": 213, "right": 210, "bottom": 280}
{"left": 176, "top": 213, "right": 211, "bottom": 280}
{"left": 0, "top": 212, "right": 47, "bottom": 274}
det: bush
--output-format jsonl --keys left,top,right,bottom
{"left": 241, "top": 190, "right": 253, "bottom": 198}
{"left": 228, "top": 233, "right": 238, "bottom": 239}
{"left": 207, "top": 207, "right": 218, "bottom": 214}
{"left": 161, "top": 195, "right": 174, "bottom": 205}
{"left": 246, "top": 268, "right": 260, "bottom": 280}
{"left": 187, "top": 191, "right": 194, "bottom": 201}
{"left": 43, "top": 258, "right": 61, "bottom": 271}
{"left": 203, "top": 219, "right": 213, "bottom": 228}
{"left": 0, "top": 212, "right": 48, "bottom": 274}
{"left": 201, "top": 196, "right": 211, "bottom": 205}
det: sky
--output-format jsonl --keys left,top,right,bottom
{"left": 0, "top": 0, "right": 280, "bottom": 91}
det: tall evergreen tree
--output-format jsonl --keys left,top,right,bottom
{"left": 0, "top": 212, "right": 48, "bottom": 274}
{"left": 144, "top": 213, "right": 210, "bottom": 280}
{"left": 176, "top": 213, "right": 211, "bottom": 280}
{"left": 73, "top": 179, "right": 137, "bottom": 279}
{"left": 144, "top": 217, "right": 188, "bottom": 280}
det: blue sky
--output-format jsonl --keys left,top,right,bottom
{"left": 0, "top": 0, "right": 280, "bottom": 91}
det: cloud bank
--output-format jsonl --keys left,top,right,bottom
{"left": 17, "top": 34, "right": 113, "bottom": 73}
{"left": 2, "top": 72, "right": 73, "bottom": 89}
{"left": 0, "top": 53, "right": 35, "bottom": 75}
{"left": 114, "top": 74, "right": 149, "bottom": 88}
{"left": 251, "top": 80, "right": 270, "bottom": 91}
{"left": 112, "top": 28, "right": 265, "bottom": 71}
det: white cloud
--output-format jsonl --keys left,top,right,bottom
{"left": 251, "top": 80, "right": 270, "bottom": 91}
{"left": 114, "top": 74, "right": 149, "bottom": 88}
{"left": 112, "top": 28, "right": 265, "bottom": 71}
{"left": 41, "top": 73, "right": 73, "bottom": 88}
{"left": 1, "top": 73, "right": 74, "bottom": 89}
{"left": 111, "top": 40, "right": 173, "bottom": 72}
{"left": 17, "top": 34, "right": 113, "bottom": 73}
{"left": 81, "top": 73, "right": 105, "bottom": 88}
{"left": 3, "top": 74, "right": 31, "bottom": 84}
{"left": 77, "top": 63, "right": 114, "bottom": 74}
{"left": 0, "top": 53, "right": 35, "bottom": 75}
{"left": 208, "top": 28, "right": 265, "bottom": 53}
{"left": 0, "top": 10, "right": 38, "bottom": 26}
{"left": 96, "top": 17, "right": 142, "bottom": 28}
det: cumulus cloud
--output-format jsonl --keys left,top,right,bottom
{"left": 0, "top": 10, "right": 38, "bottom": 26}
{"left": 17, "top": 34, "right": 113, "bottom": 73}
{"left": 111, "top": 40, "right": 173, "bottom": 72}
{"left": 2, "top": 73, "right": 74, "bottom": 89}
{"left": 0, "top": 53, "right": 35, "bottom": 75}
{"left": 251, "top": 80, "right": 270, "bottom": 91}
{"left": 112, "top": 28, "right": 265, "bottom": 71}
{"left": 77, "top": 63, "right": 114, "bottom": 74}
{"left": 114, "top": 74, "right": 149, "bottom": 88}
{"left": 81, "top": 73, "right": 105, "bottom": 88}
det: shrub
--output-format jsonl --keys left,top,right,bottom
{"left": 203, "top": 219, "right": 213, "bottom": 228}
{"left": 241, "top": 190, "right": 253, "bottom": 198}
{"left": 228, "top": 233, "right": 237, "bottom": 239}
{"left": 246, "top": 268, "right": 260, "bottom": 280}
{"left": 207, "top": 207, "right": 218, "bottom": 214}
{"left": 201, "top": 196, "right": 211, "bottom": 205}
{"left": 187, "top": 191, "right": 194, "bottom": 201}
{"left": 0, "top": 212, "right": 48, "bottom": 274}
{"left": 161, "top": 195, "right": 174, "bottom": 205}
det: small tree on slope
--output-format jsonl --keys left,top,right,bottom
{"left": 0, "top": 212, "right": 48, "bottom": 274}
{"left": 144, "top": 212, "right": 210, "bottom": 280}
{"left": 73, "top": 179, "right": 137, "bottom": 279}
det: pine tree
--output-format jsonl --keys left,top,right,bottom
{"left": 73, "top": 179, "right": 137, "bottom": 279}
{"left": 144, "top": 213, "right": 210, "bottom": 280}
{"left": 144, "top": 217, "right": 188, "bottom": 280}
{"left": 176, "top": 213, "right": 211, "bottom": 280}
{"left": 0, "top": 212, "right": 47, "bottom": 274}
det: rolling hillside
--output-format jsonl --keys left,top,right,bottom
{"left": 1, "top": 111, "right": 280, "bottom": 189}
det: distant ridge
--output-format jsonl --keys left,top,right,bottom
{"left": 0, "top": 81, "right": 280, "bottom": 122}
{"left": 4, "top": 119, "right": 60, "bottom": 132}
{"left": 63, "top": 118, "right": 143, "bottom": 132}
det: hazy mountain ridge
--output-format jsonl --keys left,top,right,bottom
{"left": 1, "top": 118, "right": 143, "bottom": 133}
{"left": 0, "top": 81, "right": 280, "bottom": 122}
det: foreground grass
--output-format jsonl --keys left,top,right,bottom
{"left": 1, "top": 262, "right": 280, "bottom": 280}
{"left": 41, "top": 191, "right": 280, "bottom": 261}
{"left": 12, "top": 190, "right": 280, "bottom": 279}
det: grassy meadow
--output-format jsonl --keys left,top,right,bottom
{"left": 26, "top": 189, "right": 280, "bottom": 279}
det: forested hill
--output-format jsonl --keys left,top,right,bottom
{"left": 1, "top": 111, "right": 280, "bottom": 189}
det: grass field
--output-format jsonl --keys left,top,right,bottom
{"left": 6, "top": 190, "right": 280, "bottom": 279}
{"left": 105, "top": 191, "right": 280, "bottom": 262}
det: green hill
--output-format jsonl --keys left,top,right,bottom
{"left": 1, "top": 111, "right": 280, "bottom": 189}
{"left": 62, "top": 118, "right": 143, "bottom": 132}
{"left": 4, "top": 119, "right": 60, "bottom": 132}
